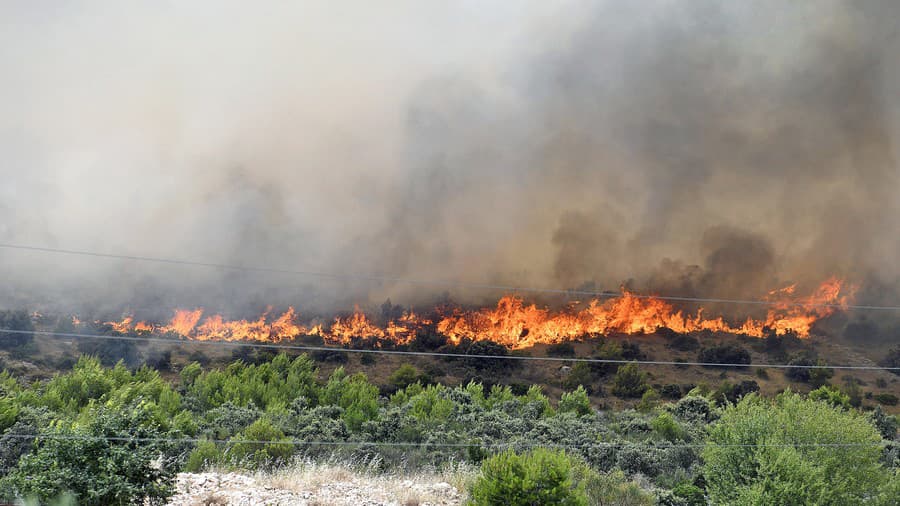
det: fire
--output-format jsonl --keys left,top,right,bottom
{"left": 95, "top": 278, "right": 854, "bottom": 349}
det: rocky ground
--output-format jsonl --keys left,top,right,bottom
{"left": 166, "top": 470, "right": 465, "bottom": 506}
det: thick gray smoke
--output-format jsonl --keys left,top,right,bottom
{"left": 1, "top": 1, "right": 899, "bottom": 317}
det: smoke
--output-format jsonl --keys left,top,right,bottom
{"left": 1, "top": 1, "right": 899, "bottom": 316}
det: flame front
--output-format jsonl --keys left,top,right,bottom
{"left": 95, "top": 278, "right": 853, "bottom": 349}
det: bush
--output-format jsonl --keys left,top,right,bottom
{"left": 874, "top": 393, "right": 899, "bottom": 406}
{"left": 651, "top": 412, "right": 684, "bottom": 442}
{"left": 468, "top": 448, "right": 587, "bottom": 505}
{"left": 809, "top": 386, "right": 851, "bottom": 409}
{"left": 671, "top": 482, "right": 706, "bottom": 505}
{"left": 389, "top": 364, "right": 422, "bottom": 389}
{"left": 0, "top": 406, "right": 176, "bottom": 505}
{"left": 611, "top": 363, "right": 649, "bottom": 398}
{"left": 785, "top": 355, "right": 833, "bottom": 386}
{"left": 77, "top": 338, "right": 141, "bottom": 368}
{"left": 703, "top": 391, "right": 893, "bottom": 504}
{"left": 882, "top": 346, "right": 900, "bottom": 376}
{"left": 0, "top": 310, "right": 34, "bottom": 351}
{"left": 185, "top": 440, "right": 222, "bottom": 472}
{"left": 465, "top": 340, "right": 515, "bottom": 373}
{"left": 697, "top": 343, "right": 751, "bottom": 367}
{"left": 666, "top": 333, "right": 700, "bottom": 352}
{"left": 577, "top": 468, "right": 654, "bottom": 506}
{"left": 547, "top": 342, "right": 576, "bottom": 357}
{"left": 559, "top": 386, "right": 592, "bottom": 416}
{"left": 660, "top": 384, "right": 682, "bottom": 400}
{"left": 562, "top": 363, "right": 594, "bottom": 392}
{"left": 311, "top": 349, "right": 349, "bottom": 363}
{"left": 228, "top": 418, "right": 293, "bottom": 467}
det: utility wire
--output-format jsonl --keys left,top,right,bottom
{"left": 0, "top": 433, "right": 889, "bottom": 449}
{"left": 3, "top": 328, "right": 897, "bottom": 371}
{"left": 0, "top": 243, "right": 893, "bottom": 310}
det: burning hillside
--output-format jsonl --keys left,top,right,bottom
{"left": 95, "top": 278, "right": 855, "bottom": 350}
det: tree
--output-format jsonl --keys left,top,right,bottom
{"left": 703, "top": 391, "right": 896, "bottom": 505}
{"left": 611, "top": 363, "right": 648, "bottom": 398}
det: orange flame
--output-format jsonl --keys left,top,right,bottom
{"left": 96, "top": 278, "right": 853, "bottom": 349}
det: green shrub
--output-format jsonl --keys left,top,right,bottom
{"left": 637, "top": 388, "right": 660, "bottom": 412}
{"left": 562, "top": 363, "right": 594, "bottom": 391}
{"left": 468, "top": 448, "right": 587, "bottom": 506}
{"left": 671, "top": 482, "right": 705, "bottom": 505}
{"left": 389, "top": 364, "right": 422, "bottom": 389}
{"left": 559, "top": 386, "right": 591, "bottom": 416}
{"left": 0, "top": 406, "right": 176, "bottom": 505}
{"left": 703, "top": 391, "right": 893, "bottom": 504}
{"left": 651, "top": 412, "right": 684, "bottom": 442}
{"left": 575, "top": 467, "right": 654, "bottom": 506}
{"left": 185, "top": 440, "right": 222, "bottom": 472}
{"left": 809, "top": 385, "right": 851, "bottom": 409}
{"left": 228, "top": 418, "right": 293, "bottom": 467}
{"left": 611, "top": 363, "right": 649, "bottom": 398}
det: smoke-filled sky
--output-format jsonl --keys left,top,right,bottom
{"left": 1, "top": 1, "right": 899, "bottom": 315}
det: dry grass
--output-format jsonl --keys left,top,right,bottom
{"left": 254, "top": 457, "right": 476, "bottom": 505}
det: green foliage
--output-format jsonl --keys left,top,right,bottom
{"left": 651, "top": 412, "right": 684, "bottom": 442}
{"left": 0, "top": 405, "right": 176, "bottom": 505}
{"left": 468, "top": 448, "right": 587, "bottom": 506}
{"left": 558, "top": 386, "right": 591, "bottom": 416}
{"left": 562, "top": 362, "right": 594, "bottom": 391}
{"left": 576, "top": 468, "right": 654, "bottom": 506}
{"left": 185, "top": 440, "right": 222, "bottom": 472}
{"left": 319, "top": 368, "right": 379, "bottom": 430}
{"left": 187, "top": 353, "right": 318, "bottom": 411}
{"left": 611, "top": 363, "right": 649, "bottom": 398}
{"left": 637, "top": 388, "right": 660, "bottom": 412}
{"left": 388, "top": 363, "right": 423, "bottom": 389}
{"left": 228, "top": 418, "right": 293, "bottom": 467}
{"left": 809, "top": 385, "right": 851, "bottom": 409}
{"left": 703, "top": 391, "right": 895, "bottom": 505}
{"left": 671, "top": 482, "right": 705, "bottom": 505}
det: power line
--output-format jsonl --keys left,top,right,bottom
{"left": 0, "top": 433, "right": 888, "bottom": 449}
{"left": 0, "top": 242, "right": 893, "bottom": 310}
{"left": 4, "top": 328, "right": 897, "bottom": 371}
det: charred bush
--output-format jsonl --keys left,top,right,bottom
{"left": 621, "top": 341, "right": 646, "bottom": 361}
{"left": 143, "top": 349, "right": 172, "bottom": 371}
{"left": 77, "top": 337, "right": 140, "bottom": 367}
{"left": 698, "top": 343, "right": 751, "bottom": 368}
{"left": 0, "top": 310, "right": 34, "bottom": 351}
{"left": 546, "top": 342, "right": 576, "bottom": 357}
{"left": 880, "top": 346, "right": 900, "bottom": 376}
{"left": 666, "top": 333, "right": 700, "bottom": 351}
{"left": 409, "top": 329, "right": 448, "bottom": 351}
{"left": 311, "top": 349, "right": 349, "bottom": 364}
{"left": 660, "top": 384, "right": 683, "bottom": 400}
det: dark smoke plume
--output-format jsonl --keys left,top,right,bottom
{"left": 1, "top": 1, "right": 898, "bottom": 317}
